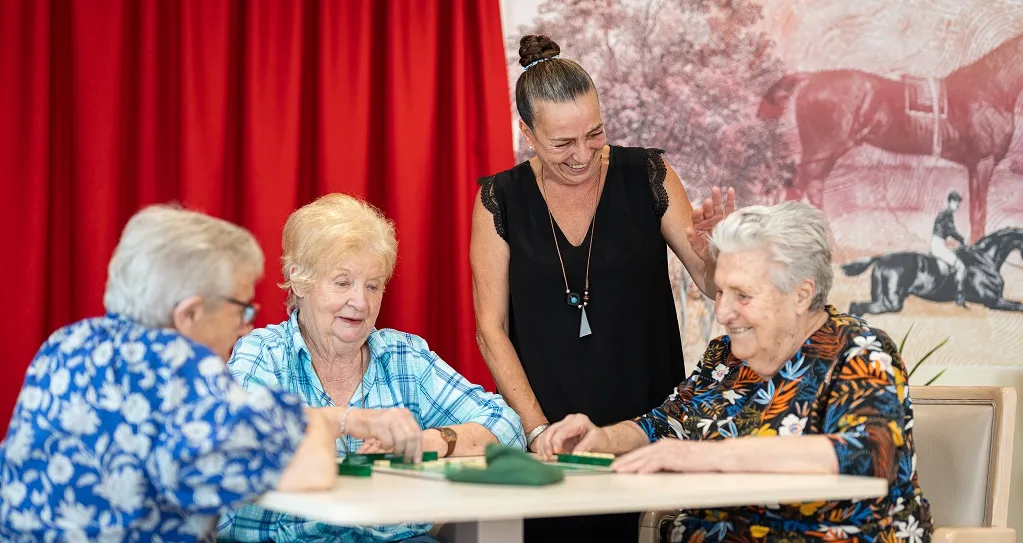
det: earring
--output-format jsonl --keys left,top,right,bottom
{"left": 529, "top": 145, "right": 534, "bottom": 151}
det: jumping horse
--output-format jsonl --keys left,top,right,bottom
{"left": 842, "top": 227, "right": 1023, "bottom": 315}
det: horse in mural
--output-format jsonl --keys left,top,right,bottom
{"left": 758, "top": 33, "right": 1023, "bottom": 243}
{"left": 842, "top": 227, "right": 1023, "bottom": 315}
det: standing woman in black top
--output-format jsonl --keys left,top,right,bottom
{"left": 470, "top": 35, "right": 734, "bottom": 541}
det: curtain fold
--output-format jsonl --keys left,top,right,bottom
{"left": 0, "top": 0, "right": 513, "bottom": 433}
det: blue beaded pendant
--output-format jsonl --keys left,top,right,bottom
{"left": 566, "top": 292, "right": 581, "bottom": 306}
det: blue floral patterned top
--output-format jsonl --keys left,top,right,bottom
{"left": 0, "top": 314, "right": 307, "bottom": 542}
{"left": 635, "top": 307, "right": 933, "bottom": 543}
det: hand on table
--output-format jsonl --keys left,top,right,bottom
{"left": 355, "top": 438, "right": 391, "bottom": 454}
{"left": 611, "top": 439, "right": 707, "bottom": 474}
{"left": 534, "top": 414, "right": 611, "bottom": 459}
{"left": 346, "top": 408, "right": 423, "bottom": 463}
{"left": 359, "top": 430, "right": 449, "bottom": 458}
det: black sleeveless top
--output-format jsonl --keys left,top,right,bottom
{"left": 479, "top": 146, "right": 685, "bottom": 427}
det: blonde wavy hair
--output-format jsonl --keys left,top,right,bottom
{"left": 280, "top": 194, "right": 398, "bottom": 313}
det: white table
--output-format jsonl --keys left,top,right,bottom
{"left": 259, "top": 465, "right": 888, "bottom": 543}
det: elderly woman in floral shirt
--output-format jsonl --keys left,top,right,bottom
{"left": 539, "top": 201, "right": 933, "bottom": 543}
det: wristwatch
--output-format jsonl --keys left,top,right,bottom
{"left": 435, "top": 427, "right": 457, "bottom": 458}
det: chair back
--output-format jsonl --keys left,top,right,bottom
{"left": 910, "top": 386, "right": 1016, "bottom": 528}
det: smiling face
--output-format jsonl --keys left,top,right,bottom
{"left": 713, "top": 250, "right": 816, "bottom": 378}
{"left": 295, "top": 247, "right": 386, "bottom": 355}
{"left": 520, "top": 89, "right": 607, "bottom": 187}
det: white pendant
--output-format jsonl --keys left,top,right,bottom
{"left": 579, "top": 307, "right": 592, "bottom": 337}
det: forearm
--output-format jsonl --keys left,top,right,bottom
{"left": 708, "top": 436, "right": 838, "bottom": 474}
{"left": 424, "top": 423, "right": 497, "bottom": 457}
{"left": 310, "top": 406, "right": 348, "bottom": 438}
{"left": 476, "top": 327, "right": 548, "bottom": 432}
{"left": 673, "top": 248, "right": 716, "bottom": 299}
{"left": 603, "top": 421, "right": 651, "bottom": 455}
{"left": 277, "top": 409, "right": 339, "bottom": 491}
{"left": 695, "top": 257, "right": 717, "bottom": 298}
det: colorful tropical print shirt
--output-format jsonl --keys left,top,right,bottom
{"left": 635, "top": 307, "right": 933, "bottom": 543}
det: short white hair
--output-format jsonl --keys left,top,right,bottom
{"left": 104, "top": 205, "right": 264, "bottom": 327}
{"left": 709, "top": 201, "right": 833, "bottom": 311}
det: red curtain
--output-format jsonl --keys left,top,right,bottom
{"left": 0, "top": 0, "right": 513, "bottom": 434}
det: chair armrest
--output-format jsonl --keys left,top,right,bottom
{"left": 638, "top": 510, "right": 677, "bottom": 543}
{"left": 932, "top": 527, "right": 1016, "bottom": 543}
{"left": 640, "top": 510, "right": 677, "bottom": 528}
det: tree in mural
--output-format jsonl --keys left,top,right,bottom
{"left": 509, "top": 0, "right": 796, "bottom": 205}
{"left": 509, "top": 0, "right": 797, "bottom": 348}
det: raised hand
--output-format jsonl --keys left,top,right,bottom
{"left": 686, "top": 186, "right": 736, "bottom": 263}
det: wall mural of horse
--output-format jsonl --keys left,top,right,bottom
{"left": 758, "top": 33, "right": 1023, "bottom": 243}
{"left": 842, "top": 227, "right": 1023, "bottom": 315}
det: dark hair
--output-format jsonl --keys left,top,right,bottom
{"left": 515, "top": 35, "right": 596, "bottom": 130}
{"left": 948, "top": 191, "right": 963, "bottom": 203}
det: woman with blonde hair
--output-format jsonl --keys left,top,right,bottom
{"left": 218, "top": 193, "right": 523, "bottom": 543}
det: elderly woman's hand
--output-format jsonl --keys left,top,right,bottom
{"left": 536, "top": 414, "right": 610, "bottom": 459}
{"left": 347, "top": 408, "right": 424, "bottom": 463}
{"left": 355, "top": 438, "right": 391, "bottom": 454}
{"left": 687, "top": 186, "right": 736, "bottom": 263}
{"left": 610, "top": 439, "right": 709, "bottom": 474}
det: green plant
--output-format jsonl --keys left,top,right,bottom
{"left": 899, "top": 324, "right": 949, "bottom": 386}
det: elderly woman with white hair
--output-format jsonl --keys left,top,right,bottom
{"left": 537, "top": 201, "right": 934, "bottom": 542}
{"left": 0, "top": 206, "right": 360, "bottom": 541}
{"left": 217, "top": 193, "right": 524, "bottom": 543}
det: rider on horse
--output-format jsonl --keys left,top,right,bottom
{"left": 931, "top": 190, "right": 968, "bottom": 307}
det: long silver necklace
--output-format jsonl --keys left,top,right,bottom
{"left": 538, "top": 159, "right": 603, "bottom": 338}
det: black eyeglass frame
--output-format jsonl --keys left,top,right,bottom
{"left": 223, "top": 296, "right": 260, "bottom": 325}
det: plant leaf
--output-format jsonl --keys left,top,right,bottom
{"left": 898, "top": 324, "right": 914, "bottom": 355}
{"left": 908, "top": 337, "right": 949, "bottom": 379}
{"left": 924, "top": 369, "right": 948, "bottom": 386}
{"left": 916, "top": 337, "right": 949, "bottom": 366}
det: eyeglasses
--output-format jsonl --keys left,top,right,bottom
{"left": 223, "top": 296, "right": 260, "bottom": 325}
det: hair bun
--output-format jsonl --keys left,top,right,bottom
{"left": 518, "top": 35, "right": 561, "bottom": 68}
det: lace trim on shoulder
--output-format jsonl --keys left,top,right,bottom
{"left": 646, "top": 148, "right": 669, "bottom": 219}
{"left": 477, "top": 175, "right": 507, "bottom": 240}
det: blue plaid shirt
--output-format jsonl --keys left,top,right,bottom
{"left": 217, "top": 310, "right": 524, "bottom": 543}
